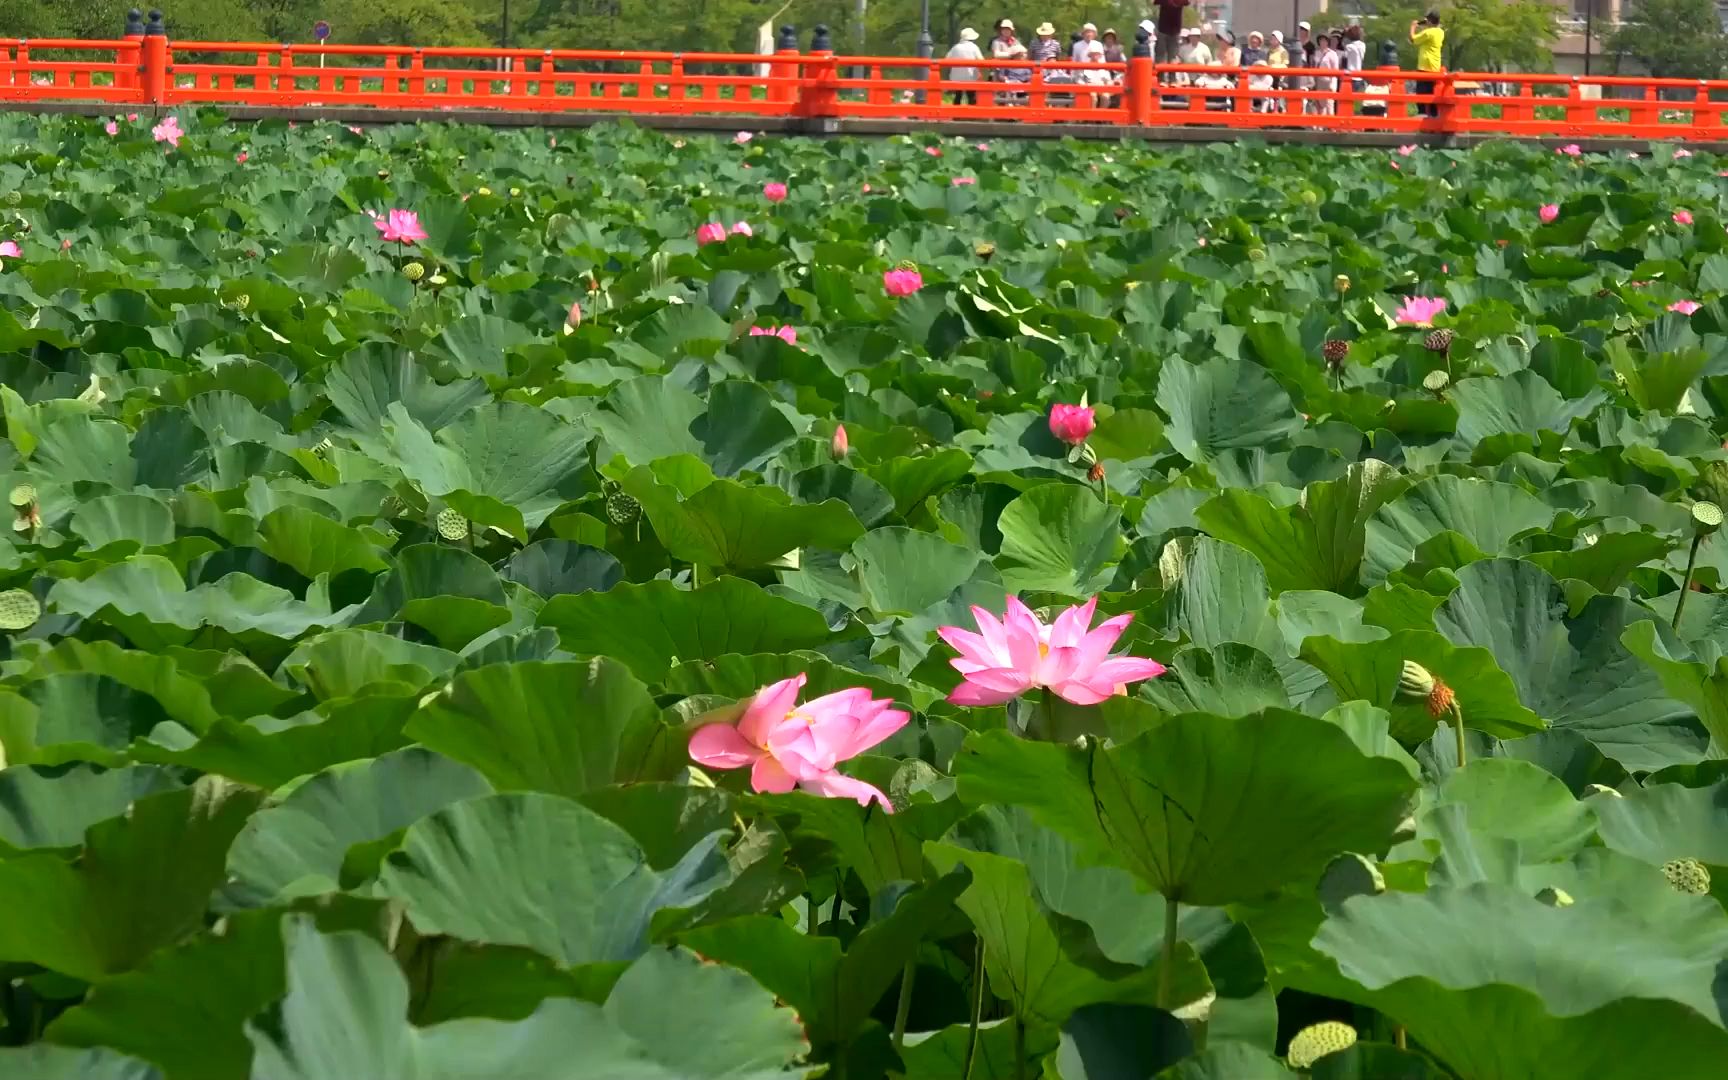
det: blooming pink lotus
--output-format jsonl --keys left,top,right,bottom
{"left": 687, "top": 673, "right": 907, "bottom": 811}
{"left": 127, "top": 113, "right": 138, "bottom": 122}
{"left": 1558, "top": 143, "right": 1582, "bottom": 157}
{"left": 235, "top": 151, "right": 248, "bottom": 164}
{"left": 861, "top": 183, "right": 872, "bottom": 193}
{"left": 1670, "top": 300, "right": 1702, "bottom": 315}
{"left": 0, "top": 241, "right": 21, "bottom": 259}
{"left": 1539, "top": 203, "right": 1559, "bottom": 223}
{"left": 976, "top": 142, "right": 990, "bottom": 151}
{"left": 151, "top": 116, "right": 181, "bottom": 148}
{"left": 831, "top": 423, "right": 848, "bottom": 459}
{"left": 696, "top": 222, "right": 727, "bottom": 246}
{"left": 372, "top": 209, "right": 428, "bottom": 245}
{"left": 1675, "top": 210, "right": 1696, "bottom": 225}
{"left": 59, "top": 238, "right": 70, "bottom": 252}
{"left": 939, "top": 596, "right": 1166, "bottom": 707}
{"left": 883, "top": 267, "right": 923, "bottom": 297}
{"left": 103, "top": 120, "right": 118, "bottom": 136}
{"left": 764, "top": 182, "right": 788, "bottom": 202}
{"left": 749, "top": 324, "right": 797, "bottom": 344}
{"left": 1395, "top": 296, "right": 1448, "bottom": 327}
{"left": 952, "top": 176, "right": 976, "bottom": 187}
{"left": 1049, "top": 403, "right": 1096, "bottom": 445}
{"left": 735, "top": 131, "right": 754, "bottom": 144}
{"left": 925, "top": 146, "right": 943, "bottom": 157}
{"left": 1397, "top": 144, "right": 1417, "bottom": 156}
{"left": 730, "top": 221, "right": 753, "bottom": 237}
{"left": 1675, "top": 147, "right": 1694, "bottom": 158}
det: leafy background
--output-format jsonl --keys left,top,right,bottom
{"left": 0, "top": 115, "right": 1725, "bottom": 1078}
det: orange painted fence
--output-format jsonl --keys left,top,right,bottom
{"left": 1, "top": 14, "right": 1726, "bottom": 140}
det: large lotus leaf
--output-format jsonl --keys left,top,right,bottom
{"left": 9, "top": 672, "right": 178, "bottom": 765}
{"left": 1419, "top": 759, "right": 1598, "bottom": 864}
{"left": 30, "top": 412, "right": 135, "bottom": 487}
{"left": 1139, "top": 644, "right": 1294, "bottom": 719}
{"left": 0, "top": 1046, "right": 161, "bottom": 1080}
{"left": 1622, "top": 619, "right": 1728, "bottom": 755}
{"left": 679, "top": 868, "right": 969, "bottom": 1049}
{"left": 406, "top": 659, "right": 683, "bottom": 798}
{"left": 132, "top": 696, "right": 417, "bottom": 792}
{"left": 851, "top": 525, "right": 986, "bottom": 616}
{"left": 279, "top": 629, "right": 460, "bottom": 700}
{"left": 1431, "top": 559, "right": 1705, "bottom": 769}
{"left": 1154, "top": 1043, "right": 1298, "bottom": 1080}
{"left": 69, "top": 492, "right": 175, "bottom": 550}
{"left": 46, "top": 909, "right": 288, "bottom": 1080}
{"left": 1595, "top": 779, "right": 1728, "bottom": 870}
{"left": 900, "top": 1018, "right": 1061, "bottom": 1080}
{"left": 954, "top": 711, "right": 1416, "bottom": 906}
{"left": 760, "top": 789, "right": 966, "bottom": 895}
{"left": 224, "top": 748, "right": 493, "bottom": 907}
{"left": 660, "top": 652, "right": 928, "bottom": 712}
{"left": 0, "top": 777, "right": 261, "bottom": 980}
{"left": 255, "top": 505, "right": 392, "bottom": 579}
{"left": 23, "top": 641, "right": 229, "bottom": 734}
{"left": 377, "top": 793, "right": 731, "bottom": 966}
{"left": 46, "top": 556, "right": 344, "bottom": 648}
{"left": 1055, "top": 1004, "right": 1194, "bottom": 1080}
{"left": 1450, "top": 370, "right": 1606, "bottom": 445}
{"left": 1313, "top": 884, "right": 1728, "bottom": 1079}
{"left": 1152, "top": 536, "right": 1284, "bottom": 659}
{"left": 690, "top": 380, "right": 800, "bottom": 477}
{"left": 591, "top": 375, "right": 705, "bottom": 465}
{"left": 0, "top": 764, "right": 182, "bottom": 852}
{"left": 323, "top": 344, "right": 489, "bottom": 434}
{"left": 248, "top": 916, "right": 813, "bottom": 1080}
{"left": 499, "top": 540, "right": 622, "bottom": 599}
{"left": 421, "top": 313, "right": 536, "bottom": 379}
{"left": 538, "top": 577, "right": 841, "bottom": 682}
{"left": 926, "top": 842, "right": 1205, "bottom": 1024}
{"left": 994, "top": 482, "right": 1121, "bottom": 596}
{"left": 1195, "top": 461, "right": 1407, "bottom": 596}
{"left": 1363, "top": 476, "right": 1555, "bottom": 585}
{"left": 623, "top": 470, "right": 863, "bottom": 571}
{"left": 867, "top": 449, "right": 975, "bottom": 516}
{"left": 1157, "top": 355, "right": 1304, "bottom": 463}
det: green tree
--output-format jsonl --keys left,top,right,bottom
{"left": 1607, "top": 0, "right": 1728, "bottom": 77}
{"left": 1361, "top": 0, "right": 1562, "bottom": 72}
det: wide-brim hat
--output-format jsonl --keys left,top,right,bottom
{"left": 1081, "top": 22, "right": 1097, "bottom": 32}
{"left": 1138, "top": 18, "right": 1156, "bottom": 35}
{"left": 1036, "top": 22, "right": 1056, "bottom": 36}
{"left": 960, "top": 27, "right": 979, "bottom": 41}
{"left": 998, "top": 19, "right": 1014, "bottom": 30}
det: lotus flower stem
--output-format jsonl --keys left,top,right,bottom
{"left": 1013, "top": 1015, "right": 1026, "bottom": 1080}
{"left": 806, "top": 893, "right": 817, "bottom": 936}
{"left": 1395, "top": 1025, "right": 1407, "bottom": 1050}
{"left": 1452, "top": 702, "right": 1467, "bottom": 768}
{"left": 962, "top": 936, "right": 985, "bottom": 1080}
{"left": 892, "top": 959, "right": 916, "bottom": 1051}
{"left": 1158, "top": 897, "right": 1179, "bottom": 1010}
{"left": 1674, "top": 533, "right": 1704, "bottom": 631}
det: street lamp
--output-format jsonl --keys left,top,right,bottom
{"left": 917, "top": 0, "right": 932, "bottom": 59}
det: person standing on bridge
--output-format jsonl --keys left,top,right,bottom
{"left": 1031, "top": 23, "right": 1064, "bottom": 63}
{"left": 991, "top": 21, "right": 1031, "bottom": 105}
{"left": 1152, "top": 0, "right": 1190, "bottom": 69}
{"left": 1072, "top": 22, "right": 1099, "bottom": 62}
{"left": 1410, "top": 11, "right": 1444, "bottom": 118}
{"left": 946, "top": 28, "right": 984, "bottom": 105}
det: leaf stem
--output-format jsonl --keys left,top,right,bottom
{"left": 806, "top": 893, "right": 817, "bottom": 936}
{"left": 1013, "top": 1013, "right": 1026, "bottom": 1080}
{"left": 962, "top": 935, "right": 985, "bottom": 1080}
{"left": 1158, "top": 896, "right": 1179, "bottom": 1010}
{"left": 1675, "top": 533, "right": 1704, "bottom": 631}
{"left": 892, "top": 958, "right": 917, "bottom": 1051}
{"left": 1452, "top": 702, "right": 1467, "bottom": 768}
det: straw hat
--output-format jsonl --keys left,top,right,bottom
{"left": 1081, "top": 22, "right": 1097, "bottom": 32}
{"left": 998, "top": 18, "right": 1014, "bottom": 30}
{"left": 960, "top": 27, "right": 979, "bottom": 41}
{"left": 1036, "top": 22, "right": 1055, "bottom": 36}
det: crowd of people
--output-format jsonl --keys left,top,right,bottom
{"left": 941, "top": 8, "right": 1443, "bottom": 116}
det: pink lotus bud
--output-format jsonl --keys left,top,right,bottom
{"left": 566, "top": 301, "right": 582, "bottom": 329}
{"left": 236, "top": 151, "right": 248, "bottom": 163}
{"left": 696, "top": 222, "right": 727, "bottom": 246}
{"left": 1538, "top": 203, "right": 1559, "bottom": 223}
{"left": 883, "top": 268, "right": 923, "bottom": 297}
{"left": 1670, "top": 300, "right": 1702, "bottom": 315}
{"left": 1049, "top": 403, "right": 1096, "bottom": 446}
{"left": 1675, "top": 147, "right": 1694, "bottom": 158}
{"left": 831, "top": 424, "right": 849, "bottom": 459}
{"left": 103, "top": 120, "right": 118, "bottom": 136}
{"left": 730, "top": 221, "right": 753, "bottom": 237}
{"left": 951, "top": 176, "right": 976, "bottom": 187}
{"left": 59, "top": 238, "right": 71, "bottom": 251}
{"left": 735, "top": 131, "right": 753, "bottom": 143}
{"left": 0, "top": 241, "right": 22, "bottom": 259}
{"left": 1674, "top": 210, "right": 1695, "bottom": 226}
{"left": 925, "top": 146, "right": 942, "bottom": 157}
{"left": 1558, "top": 143, "right": 1581, "bottom": 157}
{"left": 976, "top": 142, "right": 990, "bottom": 150}
{"left": 764, "top": 182, "right": 788, "bottom": 202}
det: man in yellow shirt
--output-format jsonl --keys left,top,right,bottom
{"left": 1409, "top": 11, "right": 1443, "bottom": 117}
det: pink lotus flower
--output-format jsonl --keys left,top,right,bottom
{"left": 925, "top": 146, "right": 943, "bottom": 157}
{"left": 1049, "top": 403, "right": 1096, "bottom": 446}
{"left": 1558, "top": 143, "right": 1582, "bottom": 157}
{"left": 1398, "top": 144, "right": 1417, "bottom": 156}
{"left": 348, "top": 125, "right": 364, "bottom": 135}
{"left": 1670, "top": 300, "right": 1702, "bottom": 315}
{"left": 687, "top": 673, "right": 907, "bottom": 811}
{"left": 565, "top": 301, "right": 582, "bottom": 329}
{"left": 883, "top": 268, "right": 923, "bottom": 297}
{"left": 59, "top": 238, "right": 70, "bottom": 251}
{"left": 749, "top": 324, "right": 797, "bottom": 344}
{"left": 1675, "top": 147, "right": 1694, "bottom": 158}
{"left": 952, "top": 176, "right": 976, "bottom": 187}
{"left": 831, "top": 424, "right": 848, "bottom": 459}
{"left": 696, "top": 222, "right": 727, "bottom": 246}
{"left": 1675, "top": 210, "right": 1695, "bottom": 225}
{"left": 976, "top": 142, "right": 990, "bottom": 151}
{"left": 151, "top": 116, "right": 181, "bottom": 148}
{"left": 1390, "top": 161, "right": 1400, "bottom": 171}
{"left": 235, "top": 151, "right": 248, "bottom": 163}
{"left": 730, "top": 221, "right": 753, "bottom": 237}
{"left": 0, "top": 241, "right": 21, "bottom": 258}
{"left": 372, "top": 209, "right": 428, "bottom": 245}
{"left": 1539, "top": 203, "right": 1559, "bottom": 223}
{"left": 103, "top": 120, "right": 118, "bottom": 136}
{"left": 764, "top": 182, "right": 788, "bottom": 202}
{"left": 735, "top": 131, "right": 753, "bottom": 144}
{"left": 127, "top": 113, "right": 138, "bottom": 122}
{"left": 861, "top": 183, "right": 872, "bottom": 193}
{"left": 939, "top": 596, "right": 1166, "bottom": 707}
{"left": 1395, "top": 296, "right": 1448, "bottom": 327}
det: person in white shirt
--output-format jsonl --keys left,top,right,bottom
{"left": 1185, "top": 27, "right": 1213, "bottom": 65}
{"left": 1077, "top": 38, "right": 1116, "bottom": 107}
{"left": 1072, "top": 22, "right": 1099, "bottom": 62}
{"left": 990, "top": 20, "right": 1030, "bottom": 103}
{"left": 945, "top": 27, "right": 984, "bottom": 104}
{"left": 1315, "top": 32, "right": 1342, "bottom": 114}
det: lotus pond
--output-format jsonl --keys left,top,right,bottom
{"left": 1, "top": 114, "right": 1727, "bottom": 1079}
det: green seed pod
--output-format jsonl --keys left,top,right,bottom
{"left": 434, "top": 507, "right": 470, "bottom": 541}
{"left": 605, "top": 490, "right": 641, "bottom": 525}
{"left": 1396, "top": 659, "right": 1436, "bottom": 701}
{"left": 9, "top": 485, "right": 35, "bottom": 509}
{"left": 1535, "top": 886, "right": 1574, "bottom": 907}
{"left": 1422, "top": 368, "right": 1450, "bottom": 393}
{"left": 1286, "top": 1021, "right": 1358, "bottom": 1070}
{"left": 403, "top": 261, "right": 426, "bottom": 282}
{"left": 1662, "top": 858, "right": 1712, "bottom": 896}
{"left": 1692, "top": 501, "right": 1723, "bottom": 535}
{"left": 0, "top": 588, "right": 39, "bottom": 630}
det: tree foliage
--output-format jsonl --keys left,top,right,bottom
{"left": 1607, "top": 0, "right": 1728, "bottom": 78}
{"left": 1361, "top": 0, "right": 1562, "bottom": 72}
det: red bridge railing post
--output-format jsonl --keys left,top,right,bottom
{"left": 801, "top": 24, "right": 838, "bottom": 121}
{"left": 141, "top": 8, "right": 168, "bottom": 106}
{"left": 119, "top": 8, "right": 145, "bottom": 92}
{"left": 770, "top": 24, "right": 799, "bottom": 110}
{"left": 1127, "top": 27, "right": 1154, "bottom": 125}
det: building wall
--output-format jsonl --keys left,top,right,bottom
{"left": 1207, "top": 0, "right": 1332, "bottom": 38}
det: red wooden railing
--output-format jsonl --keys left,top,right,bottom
{"left": 1, "top": 16, "right": 1725, "bottom": 141}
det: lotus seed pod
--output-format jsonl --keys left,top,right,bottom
{"left": 1248, "top": 247, "right": 1267, "bottom": 261}
{"left": 3, "top": 191, "right": 19, "bottom": 207}
{"left": 1334, "top": 274, "right": 1351, "bottom": 293}
{"left": 1424, "top": 327, "right": 1455, "bottom": 354}
{"left": 1583, "top": 783, "right": 1624, "bottom": 798}
{"left": 1317, "top": 852, "right": 1385, "bottom": 911}
{"left": 894, "top": 258, "right": 919, "bottom": 272}
{"left": 1422, "top": 369, "right": 1450, "bottom": 393}
{"left": 974, "top": 241, "right": 996, "bottom": 259}
{"left": 231, "top": 292, "right": 251, "bottom": 310}
{"left": 0, "top": 588, "right": 38, "bottom": 630}
{"left": 1662, "top": 858, "right": 1712, "bottom": 896}
{"left": 1286, "top": 1021, "right": 1358, "bottom": 1070}
{"left": 403, "top": 261, "right": 426, "bottom": 282}
{"left": 1396, "top": 660, "right": 1436, "bottom": 700}
{"left": 1535, "top": 886, "right": 1574, "bottom": 907}
{"left": 9, "top": 485, "right": 35, "bottom": 508}
{"left": 1692, "top": 501, "right": 1723, "bottom": 534}
{"left": 605, "top": 490, "right": 641, "bottom": 525}
{"left": 1321, "top": 339, "right": 1350, "bottom": 367}
{"left": 434, "top": 508, "right": 469, "bottom": 541}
